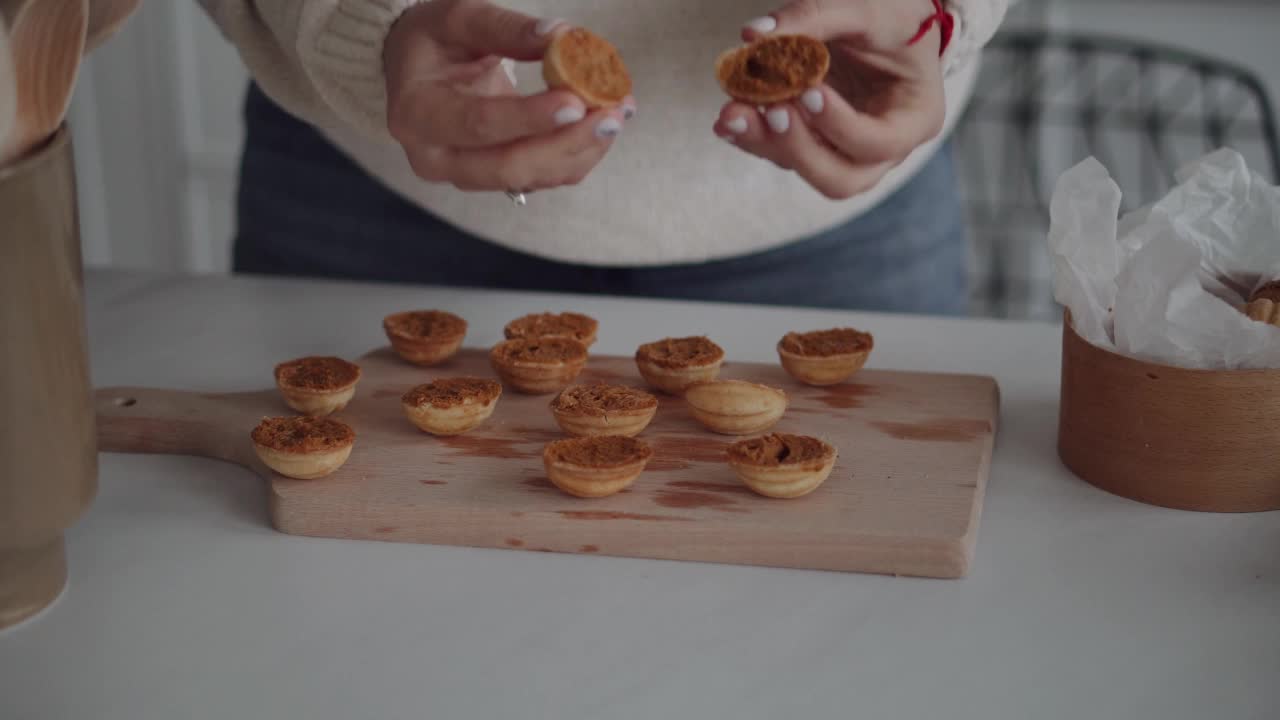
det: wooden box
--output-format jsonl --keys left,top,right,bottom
{"left": 1058, "top": 315, "right": 1280, "bottom": 512}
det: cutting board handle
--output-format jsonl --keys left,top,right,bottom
{"left": 95, "top": 386, "right": 264, "bottom": 469}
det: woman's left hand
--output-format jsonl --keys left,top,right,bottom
{"left": 714, "top": 0, "right": 947, "bottom": 200}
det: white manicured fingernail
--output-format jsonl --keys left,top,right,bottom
{"left": 744, "top": 16, "right": 778, "bottom": 34}
{"left": 726, "top": 116, "right": 748, "bottom": 134}
{"left": 501, "top": 58, "right": 518, "bottom": 87}
{"left": 766, "top": 107, "right": 790, "bottom": 133}
{"left": 719, "top": 134, "right": 736, "bottom": 143}
{"left": 595, "top": 117, "right": 622, "bottom": 138}
{"left": 535, "top": 18, "right": 567, "bottom": 35}
{"left": 801, "top": 88, "right": 824, "bottom": 114}
{"left": 554, "top": 106, "right": 585, "bottom": 125}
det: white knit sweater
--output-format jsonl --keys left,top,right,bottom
{"left": 199, "top": 0, "right": 1010, "bottom": 266}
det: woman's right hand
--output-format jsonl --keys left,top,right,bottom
{"left": 383, "top": 0, "right": 632, "bottom": 193}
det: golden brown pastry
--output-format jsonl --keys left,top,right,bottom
{"left": 1244, "top": 281, "right": 1280, "bottom": 327}
{"left": 634, "top": 336, "right": 725, "bottom": 395}
{"left": 490, "top": 337, "right": 589, "bottom": 394}
{"left": 715, "top": 35, "right": 830, "bottom": 104}
{"left": 251, "top": 416, "right": 355, "bottom": 480}
{"left": 550, "top": 384, "right": 658, "bottom": 437}
{"left": 726, "top": 433, "right": 836, "bottom": 499}
{"left": 504, "top": 312, "right": 599, "bottom": 348}
{"left": 543, "top": 27, "right": 632, "bottom": 108}
{"left": 383, "top": 310, "right": 467, "bottom": 366}
{"left": 402, "top": 377, "right": 502, "bottom": 436}
{"left": 684, "top": 380, "right": 787, "bottom": 435}
{"left": 542, "top": 435, "right": 653, "bottom": 498}
{"left": 273, "top": 356, "right": 361, "bottom": 416}
{"left": 1251, "top": 280, "right": 1280, "bottom": 304}
{"left": 777, "top": 328, "right": 874, "bottom": 386}
{"left": 1244, "top": 298, "right": 1280, "bottom": 326}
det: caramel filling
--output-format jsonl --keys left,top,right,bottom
{"left": 384, "top": 311, "right": 466, "bottom": 339}
{"left": 505, "top": 312, "right": 598, "bottom": 342}
{"left": 274, "top": 356, "right": 360, "bottom": 390}
{"left": 728, "top": 433, "right": 831, "bottom": 466}
{"left": 780, "top": 328, "right": 873, "bottom": 357}
{"left": 546, "top": 435, "right": 653, "bottom": 468}
{"left": 636, "top": 336, "right": 724, "bottom": 370}
{"left": 493, "top": 337, "right": 587, "bottom": 364}
{"left": 553, "top": 384, "right": 657, "bottom": 417}
{"left": 251, "top": 416, "right": 355, "bottom": 454}
{"left": 402, "top": 377, "right": 501, "bottom": 409}
{"left": 723, "top": 35, "right": 827, "bottom": 99}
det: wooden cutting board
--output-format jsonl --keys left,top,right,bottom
{"left": 95, "top": 347, "right": 1000, "bottom": 578}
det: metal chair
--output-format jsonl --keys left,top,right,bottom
{"left": 955, "top": 30, "right": 1280, "bottom": 320}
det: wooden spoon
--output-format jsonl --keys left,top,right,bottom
{"left": 0, "top": 0, "right": 88, "bottom": 166}
{"left": 85, "top": 0, "right": 139, "bottom": 54}
{"left": 0, "top": 16, "right": 16, "bottom": 156}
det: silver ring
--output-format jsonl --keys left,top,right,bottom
{"left": 505, "top": 190, "right": 528, "bottom": 206}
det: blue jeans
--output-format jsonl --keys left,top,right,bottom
{"left": 234, "top": 83, "right": 969, "bottom": 315}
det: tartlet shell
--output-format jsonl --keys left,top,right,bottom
{"left": 490, "top": 338, "right": 589, "bottom": 394}
{"left": 777, "top": 343, "right": 871, "bottom": 386}
{"left": 551, "top": 403, "right": 656, "bottom": 438}
{"left": 727, "top": 435, "right": 837, "bottom": 499}
{"left": 684, "top": 380, "right": 787, "bottom": 435}
{"left": 542, "top": 437, "right": 652, "bottom": 498}
{"left": 253, "top": 442, "right": 353, "bottom": 480}
{"left": 382, "top": 311, "right": 467, "bottom": 366}
{"left": 402, "top": 394, "right": 500, "bottom": 436}
{"left": 277, "top": 384, "right": 358, "bottom": 417}
{"left": 635, "top": 358, "right": 723, "bottom": 395}
{"left": 1244, "top": 297, "right": 1280, "bottom": 326}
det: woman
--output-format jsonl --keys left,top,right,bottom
{"left": 199, "top": 0, "right": 1011, "bottom": 314}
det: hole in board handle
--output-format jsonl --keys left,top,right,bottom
{"left": 113, "top": 397, "right": 137, "bottom": 407}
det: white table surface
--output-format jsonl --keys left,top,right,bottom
{"left": 2, "top": 269, "right": 1278, "bottom": 719}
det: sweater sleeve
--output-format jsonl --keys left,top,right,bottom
{"left": 197, "top": 0, "right": 421, "bottom": 142}
{"left": 943, "top": 0, "right": 1015, "bottom": 76}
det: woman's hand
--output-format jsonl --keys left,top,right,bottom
{"left": 714, "top": 0, "right": 946, "bottom": 200}
{"left": 384, "top": 0, "right": 633, "bottom": 192}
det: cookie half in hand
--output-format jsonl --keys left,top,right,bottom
{"left": 716, "top": 34, "right": 830, "bottom": 104}
{"left": 543, "top": 27, "right": 632, "bottom": 108}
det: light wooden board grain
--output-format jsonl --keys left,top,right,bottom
{"left": 95, "top": 347, "right": 1000, "bottom": 578}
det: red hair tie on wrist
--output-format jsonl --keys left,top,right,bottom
{"left": 907, "top": 0, "right": 955, "bottom": 56}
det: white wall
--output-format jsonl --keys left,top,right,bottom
{"left": 71, "top": 0, "right": 1280, "bottom": 275}
{"left": 70, "top": 1, "right": 245, "bottom": 271}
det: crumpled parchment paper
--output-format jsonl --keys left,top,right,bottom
{"left": 1048, "top": 148, "right": 1280, "bottom": 369}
